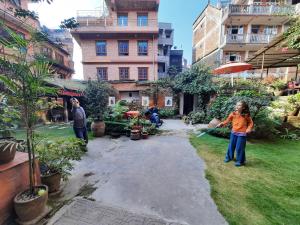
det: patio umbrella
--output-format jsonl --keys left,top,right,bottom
{"left": 213, "top": 62, "right": 253, "bottom": 86}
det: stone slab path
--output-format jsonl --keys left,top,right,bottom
{"left": 48, "top": 120, "right": 227, "bottom": 225}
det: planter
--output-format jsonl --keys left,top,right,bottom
{"left": 132, "top": 125, "right": 142, "bottom": 131}
{"left": 130, "top": 130, "right": 141, "bottom": 141}
{"left": 0, "top": 140, "right": 18, "bottom": 164}
{"left": 141, "top": 132, "right": 149, "bottom": 139}
{"left": 41, "top": 172, "right": 61, "bottom": 193}
{"left": 91, "top": 120, "right": 106, "bottom": 137}
{"left": 14, "top": 185, "right": 48, "bottom": 222}
{"left": 208, "top": 118, "right": 221, "bottom": 128}
{"left": 111, "top": 132, "right": 121, "bottom": 138}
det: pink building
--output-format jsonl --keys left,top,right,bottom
{"left": 72, "top": 0, "right": 160, "bottom": 102}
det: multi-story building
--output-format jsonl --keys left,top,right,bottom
{"left": 0, "top": 0, "right": 74, "bottom": 79}
{"left": 193, "top": 0, "right": 298, "bottom": 77}
{"left": 72, "top": 0, "right": 160, "bottom": 103}
{"left": 170, "top": 49, "right": 183, "bottom": 73}
{"left": 158, "top": 22, "right": 174, "bottom": 78}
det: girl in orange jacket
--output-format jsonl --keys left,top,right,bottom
{"left": 217, "top": 101, "right": 254, "bottom": 166}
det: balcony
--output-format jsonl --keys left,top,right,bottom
{"left": 107, "top": 0, "right": 159, "bottom": 11}
{"left": 222, "top": 4, "right": 295, "bottom": 25}
{"left": 73, "top": 10, "right": 159, "bottom": 38}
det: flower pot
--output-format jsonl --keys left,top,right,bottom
{"left": 132, "top": 125, "right": 142, "bottom": 131}
{"left": 111, "top": 132, "right": 121, "bottom": 138}
{"left": 41, "top": 172, "right": 62, "bottom": 193}
{"left": 130, "top": 130, "right": 141, "bottom": 140}
{"left": 0, "top": 140, "right": 17, "bottom": 164}
{"left": 14, "top": 185, "right": 48, "bottom": 222}
{"left": 91, "top": 120, "right": 106, "bottom": 137}
{"left": 141, "top": 132, "right": 149, "bottom": 139}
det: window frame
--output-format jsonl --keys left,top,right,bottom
{"left": 137, "top": 40, "right": 148, "bottom": 56}
{"left": 96, "top": 40, "right": 107, "bottom": 56}
{"left": 138, "top": 67, "right": 148, "bottom": 81}
{"left": 119, "top": 67, "right": 130, "bottom": 80}
{"left": 137, "top": 13, "right": 148, "bottom": 27}
{"left": 118, "top": 40, "right": 129, "bottom": 56}
{"left": 117, "top": 13, "right": 128, "bottom": 26}
{"left": 97, "top": 67, "right": 108, "bottom": 81}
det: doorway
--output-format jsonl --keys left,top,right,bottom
{"left": 183, "top": 94, "right": 194, "bottom": 115}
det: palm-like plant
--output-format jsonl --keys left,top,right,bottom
{"left": 0, "top": 23, "right": 57, "bottom": 195}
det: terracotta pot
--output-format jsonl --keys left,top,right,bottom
{"left": 41, "top": 172, "right": 61, "bottom": 193}
{"left": 208, "top": 118, "right": 221, "bottom": 128}
{"left": 132, "top": 125, "right": 142, "bottom": 131}
{"left": 130, "top": 130, "right": 141, "bottom": 140}
{"left": 141, "top": 132, "right": 149, "bottom": 139}
{"left": 91, "top": 120, "right": 106, "bottom": 137}
{"left": 14, "top": 185, "right": 48, "bottom": 222}
{"left": 0, "top": 140, "right": 17, "bottom": 164}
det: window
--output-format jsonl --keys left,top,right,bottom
{"left": 41, "top": 47, "right": 53, "bottom": 59}
{"left": 118, "top": 14, "right": 128, "bottom": 26}
{"left": 138, "top": 67, "right": 148, "bottom": 81}
{"left": 108, "top": 97, "right": 116, "bottom": 106}
{"left": 119, "top": 67, "right": 129, "bottom": 80}
{"left": 118, "top": 41, "right": 129, "bottom": 56}
{"left": 165, "top": 30, "right": 172, "bottom": 38}
{"left": 96, "top": 41, "right": 107, "bottom": 56}
{"left": 137, "top": 14, "right": 148, "bottom": 26}
{"left": 264, "top": 26, "right": 277, "bottom": 35}
{"left": 226, "top": 52, "right": 241, "bottom": 62}
{"left": 138, "top": 41, "right": 148, "bottom": 56}
{"left": 55, "top": 52, "right": 64, "bottom": 65}
{"left": 251, "top": 25, "right": 260, "bottom": 34}
{"left": 97, "top": 67, "right": 108, "bottom": 81}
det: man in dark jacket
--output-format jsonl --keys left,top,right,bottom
{"left": 71, "top": 98, "right": 88, "bottom": 144}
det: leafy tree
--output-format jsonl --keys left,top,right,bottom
{"left": 284, "top": 17, "right": 300, "bottom": 49}
{"left": 0, "top": 25, "right": 57, "bottom": 195}
{"left": 167, "top": 65, "right": 178, "bottom": 77}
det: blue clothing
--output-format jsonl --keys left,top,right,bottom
{"left": 73, "top": 127, "right": 88, "bottom": 144}
{"left": 72, "top": 106, "right": 87, "bottom": 128}
{"left": 225, "top": 133, "right": 246, "bottom": 164}
{"left": 231, "top": 131, "right": 247, "bottom": 137}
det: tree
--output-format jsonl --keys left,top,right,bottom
{"left": 284, "top": 17, "right": 300, "bottom": 49}
{"left": 0, "top": 24, "right": 57, "bottom": 195}
{"left": 167, "top": 65, "right": 178, "bottom": 77}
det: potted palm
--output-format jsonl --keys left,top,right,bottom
{"left": 84, "top": 81, "right": 114, "bottom": 137}
{"left": 36, "top": 137, "right": 85, "bottom": 193}
{"left": 0, "top": 25, "right": 57, "bottom": 222}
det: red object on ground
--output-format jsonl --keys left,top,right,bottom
{"left": 213, "top": 62, "right": 253, "bottom": 75}
{"left": 59, "top": 90, "right": 84, "bottom": 97}
{"left": 125, "top": 111, "right": 140, "bottom": 118}
{"left": 0, "top": 152, "right": 41, "bottom": 225}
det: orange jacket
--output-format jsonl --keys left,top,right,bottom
{"left": 221, "top": 112, "right": 254, "bottom": 133}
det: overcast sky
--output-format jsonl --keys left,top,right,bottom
{"left": 29, "top": 0, "right": 215, "bottom": 80}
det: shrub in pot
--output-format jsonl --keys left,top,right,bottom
{"left": 36, "top": 138, "right": 85, "bottom": 193}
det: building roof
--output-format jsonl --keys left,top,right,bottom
{"left": 45, "top": 78, "right": 87, "bottom": 92}
{"left": 246, "top": 33, "right": 300, "bottom": 69}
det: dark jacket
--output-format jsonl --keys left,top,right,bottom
{"left": 72, "top": 106, "right": 87, "bottom": 128}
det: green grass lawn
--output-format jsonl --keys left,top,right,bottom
{"left": 190, "top": 135, "right": 300, "bottom": 225}
{"left": 15, "top": 123, "right": 94, "bottom": 141}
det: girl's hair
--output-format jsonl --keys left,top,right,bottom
{"left": 239, "top": 101, "right": 251, "bottom": 116}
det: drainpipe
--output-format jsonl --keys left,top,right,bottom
{"left": 153, "top": 34, "right": 155, "bottom": 81}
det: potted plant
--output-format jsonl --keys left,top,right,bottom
{"left": 130, "top": 129, "right": 141, "bottom": 140}
{"left": 0, "top": 94, "right": 22, "bottom": 164}
{"left": 36, "top": 137, "right": 85, "bottom": 193}
{"left": 0, "top": 25, "right": 57, "bottom": 222}
{"left": 130, "top": 117, "right": 142, "bottom": 131}
{"left": 271, "top": 80, "right": 287, "bottom": 96}
{"left": 141, "top": 127, "right": 149, "bottom": 139}
{"left": 84, "top": 81, "right": 114, "bottom": 137}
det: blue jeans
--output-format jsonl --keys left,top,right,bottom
{"left": 73, "top": 127, "right": 88, "bottom": 144}
{"left": 225, "top": 133, "right": 246, "bottom": 164}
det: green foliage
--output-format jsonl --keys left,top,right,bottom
{"left": 106, "top": 100, "right": 129, "bottom": 121}
{"left": 36, "top": 138, "right": 85, "bottom": 180}
{"left": 280, "top": 128, "right": 299, "bottom": 140}
{"left": 159, "top": 108, "right": 177, "bottom": 118}
{"left": 284, "top": 17, "right": 300, "bottom": 49}
{"left": 14, "top": 8, "right": 39, "bottom": 20}
{"left": 203, "top": 127, "right": 231, "bottom": 139}
{"left": 0, "top": 24, "right": 57, "bottom": 194}
{"left": 145, "top": 124, "right": 158, "bottom": 135}
{"left": 207, "top": 96, "right": 229, "bottom": 120}
{"left": 188, "top": 111, "right": 206, "bottom": 124}
{"left": 288, "top": 92, "right": 300, "bottom": 114}
{"left": 0, "top": 95, "right": 20, "bottom": 138}
{"left": 60, "top": 17, "right": 79, "bottom": 29}
{"left": 167, "top": 65, "right": 178, "bottom": 77}
{"left": 271, "top": 80, "right": 287, "bottom": 91}
{"left": 84, "top": 81, "right": 113, "bottom": 121}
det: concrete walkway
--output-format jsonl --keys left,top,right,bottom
{"left": 48, "top": 120, "right": 227, "bottom": 225}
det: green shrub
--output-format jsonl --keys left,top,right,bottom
{"left": 188, "top": 111, "right": 206, "bottom": 124}
{"left": 159, "top": 108, "right": 177, "bottom": 118}
{"left": 207, "top": 96, "right": 229, "bottom": 120}
{"left": 203, "top": 127, "right": 231, "bottom": 139}
{"left": 271, "top": 80, "right": 287, "bottom": 91}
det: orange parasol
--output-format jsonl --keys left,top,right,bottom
{"left": 213, "top": 62, "right": 252, "bottom": 75}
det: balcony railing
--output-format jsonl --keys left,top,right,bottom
{"left": 223, "top": 33, "right": 276, "bottom": 44}
{"left": 224, "top": 4, "right": 295, "bottom": 16}
{"left": 77, "top": 10, "right": 158, "bottom": 27}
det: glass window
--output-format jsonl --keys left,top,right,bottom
{"left": 119, "top": 67, "right": 129, "bottom": 80}
{"left": 138, "top": 40, "right": 148, "bottom": 56}
{"left": 138, "top": 67, "right": 148, "bottom": 81}
{"left": 118, "top": 14, "right": 128, "bottom": 26}
{"left": 251, "top": 25, "right": 260, "bottom": 34}
{"left": 96, "top": 41, "right": 107, "bottom": 56}
{"left": 118, "top": 40, "right": 129, "bottom": 56}
{"left": 264, "top": 26, "right": 277, "bottom": 35}
{"left": 137, "top": 14, "right": 148, "bottom": 26}
{"left": 97, "top": 67, "right": 108, "bottom": 81}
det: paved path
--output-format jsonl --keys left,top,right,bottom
{"left": 48, "top": 120, "right": 226, "bottom": 225}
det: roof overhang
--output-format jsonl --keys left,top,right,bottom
{"left": 246, "top": 34, "right": 300, "bottom": 69}
{"left": 106, "top": 0, "right": 159, "bottom": 11}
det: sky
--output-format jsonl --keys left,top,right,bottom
{"left": 29, "top": 0, "right": 217, "bottom": 79}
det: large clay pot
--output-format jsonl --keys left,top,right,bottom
{"left": 91, "top": 120, "right": 106, "bottom": 137}
{"left": 14, "top": 185, "right": 48, "bottom": 222}
{"left": 0, "top": 140, "right": 18, "bottom": 164}
{"left": 130, "top": 130, "right": 141, "bottom": 140}
{"left": 208, "top": 118, "right": 221, "bottom": 128}
{"left": 41, "top": 172, "right": 62, "bottom": 193}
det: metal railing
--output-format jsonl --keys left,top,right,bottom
{"left": 77, "top": 10, "right": 158, "bottom": 27}
{"left": 224, "top": 4, "right": 295, "bottom": 17}
{"left": 223, "top": 33, "right": 276, "bottom": 44}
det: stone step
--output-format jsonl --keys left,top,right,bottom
{"left": 47, "top": 198, "right": 187, "bottom": 225}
